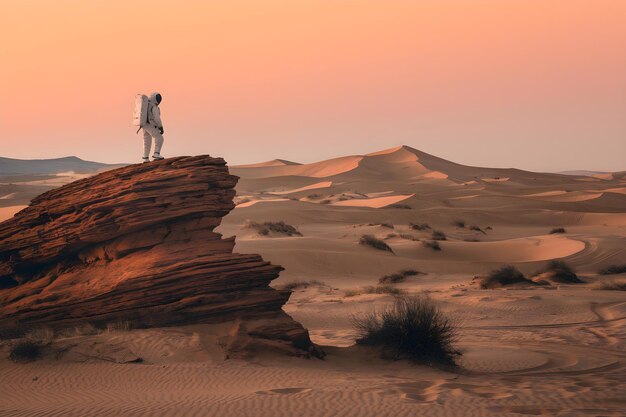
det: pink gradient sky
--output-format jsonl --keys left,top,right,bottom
{"left": 1, "top": 0, "right": 625, "bottom": 171}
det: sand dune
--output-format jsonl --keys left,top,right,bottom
{"left": 1, "top": 145, "right": 625, "bottom": 416}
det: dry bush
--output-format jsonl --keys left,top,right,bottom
{"left": 245, "top": 220, "right": 302, "bottom": 236}
{"left": 344, "top": 285, "right": 405, "bottom": 297}
{"left": 9, "top": 339, "right": 42, "bottom": 363}
{"left": 379, "top": 269, "right": 424, "bottom": 284}
{"left": 595, "top": 281, "right": 626, "bottom": 291}
{"left": 422, "top": 240, "right": 441, "bottom": 251}
{"left": 549, "top": 227, "right": 567, "bottom": 234}
{"left": 542, "top": 260, "right": 582, "bottom": 283}
{"left": 431, "top": 230, "right": 447, "bottom": 241}
{"left": 598, "top": 264, "right": 626, "bottom": 275}
{"left": 359, "top": 235, "right": 394, "bottom": 253}
{"left": 452, "top": 219, "right": 465, "bottom": 228}
{"left": 319, "top": 199, "right": 331, "bottom": 204}
{"left": 388, "top": 203, "right": 411, "bottom": 209}
{"left": 410, "top": 223, "right": 431, "bottom": 231}
{"left": 480, "top": 266, "right": 534, "bottom": 289}
{"left": 469, "top": 225, "right": 486, "bottom": 234}
{"left": 352, "top": 295, "right": 460, "bottom": 365}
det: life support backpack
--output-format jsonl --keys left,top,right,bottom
{"left": 133, "top": 94, "right": 149, "bottom": 133}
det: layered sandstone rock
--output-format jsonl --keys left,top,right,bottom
{"left": 0, "top": 156, "right": 320, "bottom": 358}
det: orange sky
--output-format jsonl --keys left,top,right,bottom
{"left": 1, "top": 0, "right": 625, "bottom": 171}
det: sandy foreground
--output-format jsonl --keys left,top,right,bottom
{"left": 1, "top": 146, "right": 625, "bottom": 416}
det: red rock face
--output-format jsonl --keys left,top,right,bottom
{"left": 0, "top": 156, "right": 320, "bottom": 357}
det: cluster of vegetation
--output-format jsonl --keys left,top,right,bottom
{"left": 422, "top": 240, "right": 441, "bottom": 251}
{"left": 244, "top": 220, "right": 302, "bottom": 236}
{"left": 410, "top": 222, "right": 431, "bottom": 231}
{"left": 352, "top": 295, "right": 460, "bottom": 365}
{"left": 431, "top": 230, "right": 447, "bottom": 241}
{"left": 598, "top": 264, "right": 626, "bottom": 275}
{"left": 359, "top": 235, "right": 394, "bottom": 253}
{"left": 8, "top": 327, "right": 55, "bottom": 363}
{"left": 385, "top": 233, "right": 419, "bottom": 241}
{"left": 344, "top": 285, "right": 405, "bottom": 297}
{"left": 595, "top": 281, "right": 626, "bottom": 291}
{"left": 469, "top": 225, "right": 485, "bottom": 234}
{"left": 281, "top": 280, "right": 328, "bottom": 291}
{"left": 452, "top": 219, "right": 466, "bottom": 228}
{"left": 319, "top": 199, "right": 331, "bottom": 204}
{"left": 479, "top": 266, "right": 535, "bottom": 289}
{"left": 387, "top": 203, "right": 412, "bottom": 209}
{"left": 379, "top": 269, "right": 424, "bottom": 284}
{"left": 541, "top": 260, "right": 582, "bottom": 283}
{"left": 549, "top": 227, "right": 567, "bottom": 234}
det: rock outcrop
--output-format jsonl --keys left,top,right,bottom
{"left": 0, "top": 156, "right": 320, "bottom": 358}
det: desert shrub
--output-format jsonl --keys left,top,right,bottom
{"left": 282, "top": 280, "right": 328, "bottom": 290}
{"left": 359, "top": 235, "right": 394, "bottom": 253}
{"left": 307, "top": 193, "right": 321, "bottom": 199}
{"left": 549, "top": 227, "right": 567, "bottom": 234}
{"left": 344, "top": 285, "right": 405, "bottom": 297}
{"left": 431, "top": 230, "right": 447, "bottom": 241}
{"left": 422, "top": 240, "right": 441, "bottom": 251}
{"left": 485, "top": 226, "right": 493, "bottom": 230}
{"left": 25, "top": 327, "right": 55, "bottom": 345}
{"left": 452, "top": 219, "right": 465, "bottom": 228}
{"left": 388, "top": 203, "right": 412, "bottom": 209}
{"left": 363, "top": 285, "right": 404, "bottom": 295}
{"left": 380, "top": 223, "right": 394, "bottom": 229}
{"left": 245, "top": 220, "right": 302, "bottom": 236}
{"left": 480, "top": 266, "right": 533, "bottom": 289}
{"left": 9, "top": 339, "right": 42, "bottom": 363}
{"left": 543, "top": 260, "right": 582, "bottom": 283}
{"left": 410, "top": 223, "right": 431, "bottom": 231}
{"left": 598, "top": 265, "right": 626, "bottom": 275}
{"left": 352, "top": 295, "right": 460, "bottom": 365}
{"left": 470, "top": 225, "right": 485, "bottom": 234}
{"left": 379, "top": 269, "right": 423, "bottom": 284}
{"left": 105, "top": 320, "right": 133, "bottom": 333}
{"left": 319, "top": 199, "right": 331, "bottom": 204}
{"left": 59, "top": 323, "right": 99, "bottom": 338}
{"left": 595, "top": 281, "right": 626, "bottom": 291}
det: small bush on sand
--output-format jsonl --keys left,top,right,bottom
{"left": 486, "top": 226, "right": 493, "bottom": 230}
{"left": 352, "top": 295, "right": 460, "bottom": 365}
{"left": 379, "top": 269, "right": 424, "bottom": 284}
{"left": 9, "top": 339, "right": 43, "bottom": 363}
{"left": 344, "top": 285, "right": 405, "bottom": 297}
{"left": 452, "top": 219, "right": 465, "bottom": 228}
{"left": 422, "top": 240, "right": 441, "bottom": 251}
{"left": 105, "top": 320, "right": 133, "bottom": 333}
{"left": 388, "top": 203, "right": 412, "bottom": 209}
{"left": 319, "top": 199, "right": 331, "bottom": 204}
{"left": 410, "top": 223, "right": 431, "bottom": 231}
{"left": 480, "top": 266, "right": 534, "bottom": 289}
{"left": 359, "top": 235, "right": 394, "bottom": 253}
{"left": 431, "top": 230, "right": 447, "bottom": 241}
{"left": 470, "top": 225, "right": 485, "bottom": 234}
{"left": 543, "top": 260, "right": 582, "bottom": 283}
{"left": 380, "top": 223, "right": 394, "bottom": 229}
{"left": 549, "top": 227, "right": 567, "bottom": 234}
{"left": 598, "top": 265, "right": 626, "bottom": 275}
{"left": 595, "top": 281, "right": 626, "bottom": 291}
{"left": 307, "top": 193, "right": 321, "bottom": 199}
{"left": 282, "top": 280, "right": 328, "bottom": 291}
{"left": 245, "top": 220, "right": 302, "bottom": 236}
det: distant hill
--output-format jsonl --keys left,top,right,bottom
{"left": 0, "top": 156, "right": 126, "bottom": 175}
{"left": 558, "top": 170, "right": 608, "bottom": 177}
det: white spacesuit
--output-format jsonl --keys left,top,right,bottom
{"left": 143, "top": 92, "right": 165, "bottom": 162}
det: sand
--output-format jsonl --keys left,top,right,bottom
{"left": 1, "top": 145, "right": 625, "bottom": 416}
